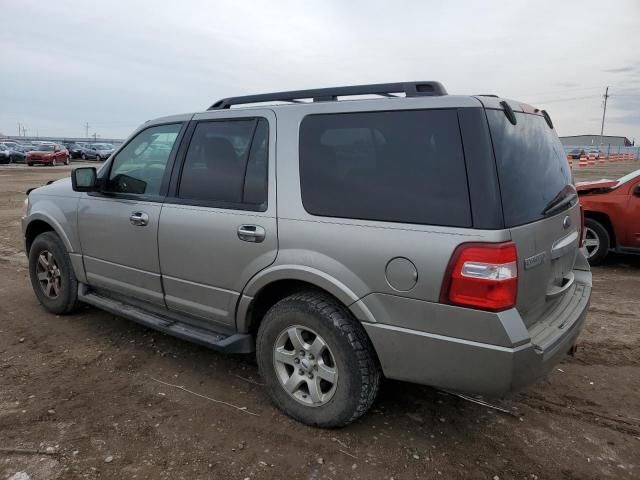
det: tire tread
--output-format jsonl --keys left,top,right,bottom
{"left": 257, "top": 290, "right": 381, "bottom": 426}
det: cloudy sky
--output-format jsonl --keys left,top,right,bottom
{"left": 1, "top": 0, "right": 639, "bottom": 142}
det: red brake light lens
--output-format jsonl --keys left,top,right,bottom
{"left": 440, "top": 242, "right": 518, "bottom": 312}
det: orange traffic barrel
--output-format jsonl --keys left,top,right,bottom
{"left": 578, "top": 154, "right": 588, "bottom": 167}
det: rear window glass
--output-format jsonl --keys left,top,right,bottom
{"left": 299, "top": 109, "right": 471, "bottom": 227}
{"left": 486, "top": 110, "right": 572, "bottom": 227}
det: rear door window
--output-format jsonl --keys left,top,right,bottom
{"left": 486, "top": 110, "right": 572, "bottom": 227}
{"left": 177, "top": 118, "right": 268, "bottom": 209}
{"left": 299, "top": 109, "right": 471, "bottom": 227}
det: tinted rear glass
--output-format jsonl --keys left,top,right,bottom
{"left": 299, "top": 109, "right": 471, "bottom": 227}
{"left": 487, "top": 110, "right": 572, "bottom": 227}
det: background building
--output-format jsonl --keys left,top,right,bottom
{"left": 559, "top": 135, "right": 633, "bottom": 147}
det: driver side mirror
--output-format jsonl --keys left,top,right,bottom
{"left": 71, "top": 167, "right": 99, "bottom": 192}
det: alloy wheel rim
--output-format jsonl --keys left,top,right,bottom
{"left": 273, "top": 325, "right": 338, "bottom": 407}
{"left": 583, "top": 227, "right": 600, "bottom": 258}
{"left": 36, "top": 250, "right": 62, "bottom": 299}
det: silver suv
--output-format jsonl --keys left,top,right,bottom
{"left": 22, "top": 82, "right": 591, "bottom": 427}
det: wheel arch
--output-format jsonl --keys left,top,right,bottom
{"left": 236, "top": 266, "right": 375, "bottom": 334}
{"left": 25, "top": 214, "right": 73, "bottom": 254}
{"left": 584, "top": 210, "right": 616, "bottom": 248}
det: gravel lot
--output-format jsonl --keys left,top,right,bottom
{"left": 1, "top": 162, "right": 639, "bottom": 480}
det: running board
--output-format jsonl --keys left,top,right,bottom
{"left": 78, "top": 288, "right": 254, "bottom": 354}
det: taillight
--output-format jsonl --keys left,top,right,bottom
{"left": 440, "top": 242, "right": 518, "bottom": 312}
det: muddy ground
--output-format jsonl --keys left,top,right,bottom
{"left": 1, "top": 161, "right": 639, "bottom": 480}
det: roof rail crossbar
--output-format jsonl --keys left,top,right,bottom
{"left": 207, "top": 81, "right": 447, "bottom": 110}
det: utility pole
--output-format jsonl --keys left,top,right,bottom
{"left": 18, "top": 122, "right": 22, "bottom": 136}
{"left": 85, "top": 122, "right": 90, "bottom": 139}
{"left": 599, "top": 86, "right": 609, "bottom": 146}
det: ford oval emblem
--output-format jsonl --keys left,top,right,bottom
{"left": 563, "top": 216, "right": 571, "bottom": 229}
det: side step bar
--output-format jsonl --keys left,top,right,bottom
{"left": 78, "top": 287, "right": 254, "bottom": 354}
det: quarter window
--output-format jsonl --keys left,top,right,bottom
{"left": 106, "top": 123, "right": 181, "bottom": 196}
{"left": 299, "top": 109, "right": 471, "bottom": 227}
{"left": 178, "top": 118, "right": 268, "bottom": 208}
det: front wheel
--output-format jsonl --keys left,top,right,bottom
{"left": 583, "top": 218, "right": 610, "bottom": 265}
{"left": 81, "top": 153, "right": 87, "bottom": 160}
{"left": 257, "top": 291, "right": 381, "bottom": 428}
{"left": 52, "top": 158, "right": 58, "bottom": 167}
{"left": 96, "top": 154, "right": 102, "bottom": 162}
{"left": 28, "top": 232, "right": 80, "bottom": 314}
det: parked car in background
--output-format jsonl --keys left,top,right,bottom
{"left": 1, "top": 141, "right": 21, "bottom": 150}
{"left": 568, "top": 148, "right": 586, "bottom": 159}
{"left": 0, "top": 144, "right": 11, "bottom": 164}
{"left": 587, "top": 148, "right": 602, "bottom": 158}
{"left": 66, "top": 143, "right": 87, "bottom": 159}
{"left": 78, "top": 144, "right": 98, "bottom": 161}
{"left": 26, "top": 144, "right": 69, "bottom": 166}
{"left": 9, "top": 148, "right": 26, "bottom": 163}
{"left": 578, "top": 170, "right": 640, "bottom": 264}
{"left": 22, "top": 82, "right": 591, "bottom": 428}
{"left": 93, "top": 143, "right": 115, "bottom": 161}
{"left": 0, "top": 142, "right": 27, "bottom": 163}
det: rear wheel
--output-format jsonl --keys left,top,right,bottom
{"left": 257, "top": 291, "right": 381, "bottom": 428}
{"left": 81, "top": 153, "right": 87, "bottom": 160}
{"left": 27, "top": 162, "right": 33, "bottom": 167}
{"left": 584, "top": 218, "right": 610, "bottom": 265}
{"left": 52, "top": 158, "right": 58, "bottom": 167}
{"left": 96, "top": 154, "right": 102, "bottom": 162}
{"left": 28, "top": 232, "right": 80, "bottom": 314}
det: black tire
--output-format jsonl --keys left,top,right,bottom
{"left": 27, "top": 162, "right": 33, "bottom": 167}
{"left": 96, "top": 155, "right": 101, "bottom": 162}
{"left": 81, "top": 153, "right": 87, "bottom": 160}
{"left": 584, "top": 218, "right": 610, "bottom": 265}
{"left": 257, "top": 291, "right": 381, "bottom": 428}
{"left": 28, "top": 232, "right": 80, "bottom": 314}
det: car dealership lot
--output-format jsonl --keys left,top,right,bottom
{"left": 1, "top": 163, "right": 639, "bottom": 479}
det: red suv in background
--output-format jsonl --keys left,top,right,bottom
{"left": 578, "top": 169, "right": 640, "bottom": 264}
{"left": 26, "top": 144, "right": 69, "bottom": 166}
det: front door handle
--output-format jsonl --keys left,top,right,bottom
{"left": 237, "top": 225, "right": 266, "bottom": 243}
{"left": 129, "top": 211, "right": 149, "bottom": 226}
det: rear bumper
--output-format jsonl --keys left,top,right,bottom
{"left": 360, "top": 269, "right": 591, "bottom": 396}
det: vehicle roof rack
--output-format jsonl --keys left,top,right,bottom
{"left": 207, "top": 81, "right": 447, "bottom": 110}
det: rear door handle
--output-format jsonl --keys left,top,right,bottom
{"left": 237, "top": 225, "right": 266, "bottom": 243}
{"left": 129, "top": 211, "right": 149, "bottom": 226}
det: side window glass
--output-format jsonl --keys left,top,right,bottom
{"left": 178, "top": 118, "right": 269, "bottom": 208}
{"left": 106, "top": 123, "right": 181, "bottom": 196}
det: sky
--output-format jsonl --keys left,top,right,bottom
{"left": 1, "top": 0, "right": 639, "bottom": 142}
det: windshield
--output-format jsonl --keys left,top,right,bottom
{"left": 35, "top": 145, "right": 55, "bottom": 151}
{"left": 487, "top": 110, "right": 573, "bottom": 227}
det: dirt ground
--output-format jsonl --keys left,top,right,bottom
{"left": 1, "top": 161, "right": 639, "bottom": 480}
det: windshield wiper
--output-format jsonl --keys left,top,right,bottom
{"left": 543, "top": 185, "right": 578, "bottom": 217}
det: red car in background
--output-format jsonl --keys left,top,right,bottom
{"left": 26, "top": 144, "right": 69, "bottom": 167}
{"left": 578, "top": 169, "right": 640, "bottom": 264}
